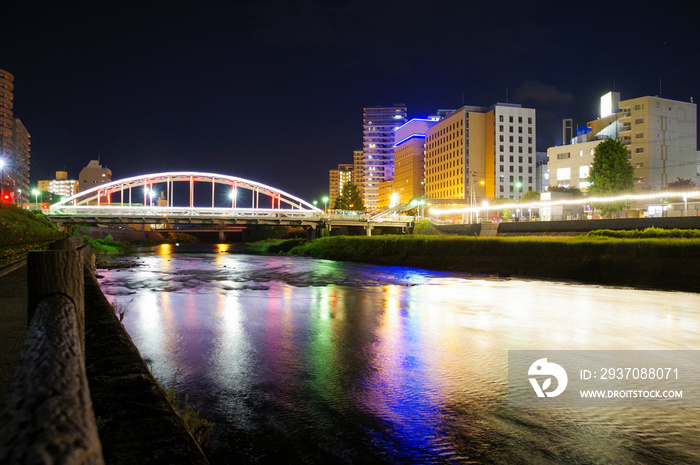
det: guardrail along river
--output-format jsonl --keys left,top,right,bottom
{"left": 97, "top": 244, "right": 700, "bottom": 464}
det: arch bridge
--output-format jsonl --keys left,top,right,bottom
{"left": 47, "top": 172, "right": 414, "bottom": 236}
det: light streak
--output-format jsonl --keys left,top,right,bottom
{"left": 428, "top": 190, "right": 699, "bottom": 216}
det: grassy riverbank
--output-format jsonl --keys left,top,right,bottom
{"left": 288, "top": 233, "right": 700, "bottom": 292}
{"left": 0, "top": 205, "right": 65, "bottom": 265}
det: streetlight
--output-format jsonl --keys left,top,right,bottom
{"left": 229, "top": 189, "right": 237, "bottom": 208}
{"left": 482, "top": 200, "right": 489, "bottom": 222}
{"left": 149, "top": 190, "right": 156, "bottom": 207}
{"left": 322, "top": 196, "right": 329, "bottom": 213}
{"left": 32, "top": 188, "right": 39, "bottom": 207}
{"left": 0, "top": 159, "right": 5, "bottom": 200}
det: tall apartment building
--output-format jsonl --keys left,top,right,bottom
{"left": 38, "top": 171, "right": 80, "bottom": 199}
{"left": 352, "top": 149, "right": 364, "bottom": 197}
{"left": 548, "top": 92, "right": 697, "bottom": 191}
{"left": 328, "top": 163, "right": 353, "bottom": 208}
{"left": 393, "top": 117, "right": 440, "bottom": 205}
{"left": 79, "top": 159, "right": 112, "bottom": 191}
{"left": 362, "top": 105, "right": 407, "bottom": 211}
{"left": 0, "top": 69, "right": 31, "bottom": 205}
{"left": 424, "top": 103, "right": 536, "bottom": 202}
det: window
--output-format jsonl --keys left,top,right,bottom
{"left": 635, "top": 133, "right": 644, "bottom": 139}
{"left": 509, "top": 175, "right": 514, "bottom": 182}
{"left": 518, "top": 156, "right": 522, "bottom": 163}
{"left": 636, "top": 147, "right": 644, "bottom": 153}
{"left": 635, "top": 162, "right": 644, "bottom": 168}
{"left": 499, "top": 165, "right": 504, "bottom": 172}
{"left": 500, "top": 175, "right": 504, "bottom": 182}
{"left": 499, "top": 145, "right": 504, "bottom": 152}
{"left": 499, "top": 115, "right": 504, "bottom": 122}
{"left": 509, "top": 116, "right": 513, "bottom": 123}
{"left": 518, "top": 116, "right": 522, "bottom": 123}
{"left": 500, "top": 135, "right": 504, "bottom": 142}
{"left": 500, "top": 185, "right": 504, "bottom": 192}
{"left": 500, "top": 155, "right": 504, "bottom": 162}
{"left": 510, "top": 146, "right": 514, "bottom": 153}
{"left": 634, "top": 103, "right": 644, "bottom": 110}
{"left": 509, "top": 126, "right": 514, "bottom": 133}
{"left": 557, "top": 152, "right": 571, "bottom": 160}
{"left": 635, "top": 118, "right": 644, "bottom": 124}
{"left": 499, "top": 125, "right": 504, "bottom": 132}
{"left": 557, "top": 167, "right": 570, "bottom": 181}
{"left": 528, "top": 157, "right": 532, "bottom": 163}
{"left": 509, "top": 166, "right": 514, "bottom": 172}
{"left": 518, "top": 166, "right": 523, "bottom": 173}
{"left": 528, "top": 127, "right": 532, "bottom": 134}
{"left": 528, "top": 117, "right": 532, "bottom": 124}
{"left": 579, "top": 166, "right": 589, "bottom": 179}
{"left": 518, "top": 127, "right": 523, "bottom": 133}
{"left": 509, "top": 156, "right": 514, "bottom": 162}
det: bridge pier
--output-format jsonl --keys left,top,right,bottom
{"left": 366, "top": 224, "right": 373, "bottom": 236}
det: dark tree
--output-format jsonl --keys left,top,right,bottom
{"left": 666, "top": 177, "right": 697, "bottom": 191}
{"left": 333, "top": 181, "right": 365, "bottom": 211}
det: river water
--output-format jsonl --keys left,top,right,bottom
{"left": 97, "top": 244, "right": 700, "bottom": 464}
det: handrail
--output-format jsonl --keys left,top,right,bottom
{"left": 0, "top": 245, "right": 104, "bottom": 463}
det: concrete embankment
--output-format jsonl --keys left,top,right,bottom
{"left": 290, "top": 236, "right": 700, "bottom": 293}
{"left": 83, "top": 267, "right": 209, "bottom": 464}
{"left": 0, "top": 257, "right": 209, "bottom": 464}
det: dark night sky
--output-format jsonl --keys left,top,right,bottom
{"left": 3, "top": 0, "right": 700, "bottom": 202}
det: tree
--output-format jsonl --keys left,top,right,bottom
{"left": 520, "top": 190, "right": 541, "bottom": 203}
{"left": 333, "top": 181, "right": 365, "bottom": 211}
{"left": 665, "top": 177, "right": 697, "bottom": 191}
{"left": 589, "top": 138, "right": 635, "bottom": 195}
{"left": 588, "top": 138, "right": 634, "bottom": 215}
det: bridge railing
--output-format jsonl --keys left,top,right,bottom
{"left": 0, "top": 243, "right": 104, "bottom": 464}
{"left": 49, "top": 205, "right": 321, "bottom": 219}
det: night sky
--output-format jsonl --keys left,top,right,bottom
{"left": 3, "top": 0, "right": 700, "bottom": 202}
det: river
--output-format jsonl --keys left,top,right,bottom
{"left": 97, "top": 244, "right": 700, "bottom": 464}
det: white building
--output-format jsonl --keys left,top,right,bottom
{"left": 362, "top": 105, "right": 407, "bottom": 211}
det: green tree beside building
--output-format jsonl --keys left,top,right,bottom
{"left": 589, "top": 138, "right": 635, "bottom": 215}
{"left": 333, "top": 181, "right": 365, "bottom": 211}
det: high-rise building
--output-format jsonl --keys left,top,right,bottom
{"left": 0, "top": 69, "right": 31, "bottom": 205}
{"left": 10, "top": 118, "right": 30, "bottom": 204}
{"left": 424, "top": 103, "right": 536, "bottom": 202}
{"left": 548, "top": 93, "right": 697, "bottom": 192}
{"left": 362, "top": 105, "right": 407, "bottom": 211}
{"left": 328, "top": 163, "right": 353, "bottom": 209}
{"left": 352, "top": 150, "right": 364, "bottom": 197}
{"left": 393, "top": 117, "right": 441, "bottom": 205}
{"left": 79, "top": 160, "right": 112, "bottom": 191}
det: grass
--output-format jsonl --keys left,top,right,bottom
{"left": 157, "top": 371, "right": 214, "bottom": 449}
{"left": 286, "top": 233, "right": 700, "bottom": 292}
{"left": 0, "top": 204, "right": 66, "bottom": 265}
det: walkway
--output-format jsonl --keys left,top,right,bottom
{"left": 0, "top": 265, "right": 27, "bottom": 410}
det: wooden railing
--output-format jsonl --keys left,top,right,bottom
{"left": 0, "top": 239, "right": 104, "bottom": 464}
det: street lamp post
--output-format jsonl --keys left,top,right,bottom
{"left": 0, "top": 159, "right": 5, "bottom": 200}
{"left": 32, "top": 188, "right": 39, "bottom": 207}
{"left": 323, "top": 196, "right": 329, "bottom": 213}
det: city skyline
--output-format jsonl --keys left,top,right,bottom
{"left": 2, "top": 1, "right": 699, "bottom": 203}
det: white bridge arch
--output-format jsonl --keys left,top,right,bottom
{"left": 46, "top": 171, "right": 414, "bottom": 234}
{"left": 47, "top": 171, "right": 323, "bottom": 227}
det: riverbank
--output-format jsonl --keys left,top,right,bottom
{"left": 288, "top": 235, "right": 700, "bottom": 293}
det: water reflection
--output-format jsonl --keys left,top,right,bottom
{"left": 97, "top": 247, "right": 700, "bottom": 464}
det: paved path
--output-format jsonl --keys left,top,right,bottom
{"left": 0, "top": 265, "right": 27, "bottom": 409}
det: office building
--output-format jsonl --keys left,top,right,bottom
{"left": 424, "top": 103, "right": 536, "bottom": 202}
{"left": 362, "top": 105, "right": 407, "bottom": 211}
{"left": 393, "top": 117, "right": 440, "bottom": 205}
{"left": 548, "top": 92, "right": 697, "bottom": 191}
{"left": 38, "top": 171, "right": 80, "bottom": 199}
{"left": 79, "top": 159, "right": 112, "bottom": 191}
